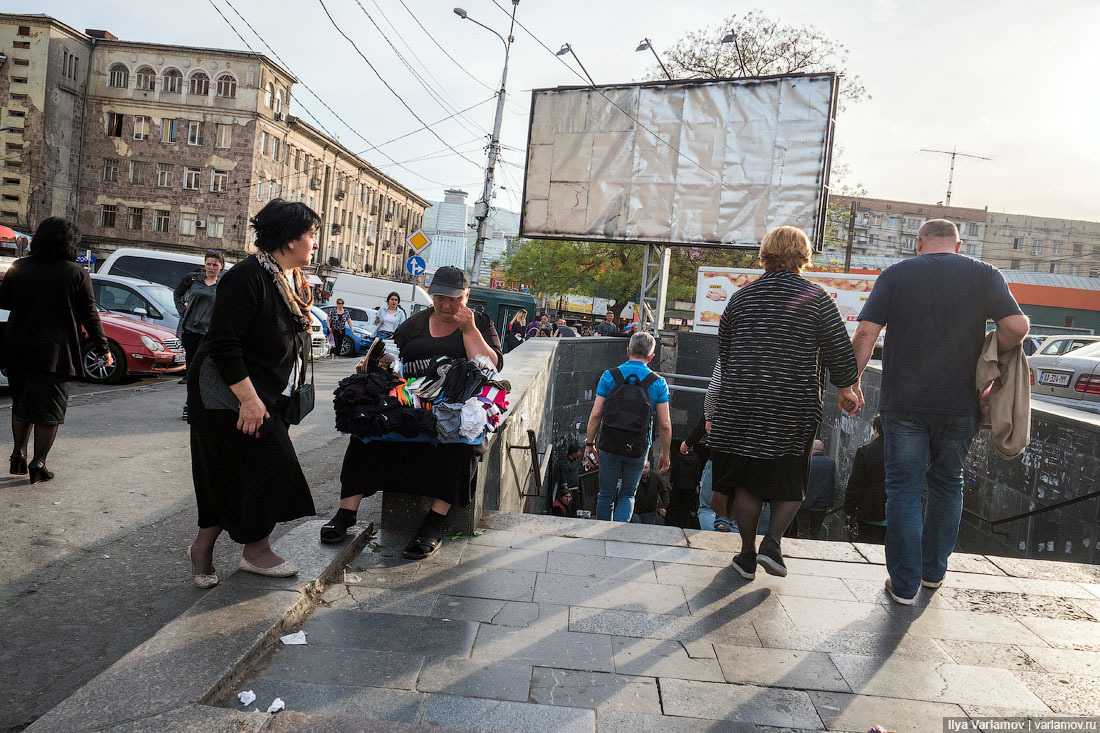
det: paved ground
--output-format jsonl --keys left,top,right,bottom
{"left": 212, "top": 513, "right": 1100, "bottom": 732}
{"left": 0, "top": 359, "right": 367, "bottom": 732}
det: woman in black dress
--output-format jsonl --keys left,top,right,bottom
{"left": 0, "top": 218, "right": 111, "bottom": 484}
{"left": 186, "top": 200, "right": 319, "bottom": 588}
{"left": 320, "top": 266, "right": 503, "bottom": 559}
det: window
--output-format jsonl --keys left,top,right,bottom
{"left": 1032, "top": 239, "right": 1042, "bottom": 255}
{"left": 156, "top": 164, "right": 173, "bottom": 187}
{"left": 127, "top": 207, "right": 143, "bottom": 230}
{"left": 294, "top": 149, "right": 301, "bottom": 171}
{"left": 161, "top": 118, "right": 178, "bottom": 143}
{"left": 180, "top": 212, "right": 197, "bottom": 236}
{"left": 261, "top": 132, "right": 270, "bottom": 156}
{"left": 14, "top": 41, "right": 29, "bottom": 49}
{"left": 272, "top": 138, "right": 280, "bottom": 161}
{"left": 964, "top": 243, "right": 976, "bottom": 255}
{"left": 265, "top": 83, "right": 274, "bottom": 108}
{"left": 12, "top": 59, "right": 29, "bottom": 67}
{"left": 187, "top": 121, "right": 203, "bottom": 146}
{"left": 163, "top": 69, "right": 182, "bottom": 93}
{"left": 215, "top": 74, "right": 237, "bottom": 98}
{"left": 1073, "top": 243, "right": 1083, "bottom": 256}
{"left": 135, "top": 67, "right": 156, "bottom": 91}
{"left": 189, "top": 72, "right": 210, "bottom": 96}
{"left": 968, "top": 223, "right": 978, "bottom": 236}
{"left": 258, "top": 179, "right": 267, "bottom": 200}
{"left": 215, "top": 123, "right": 231, "bottom": 148}
{"left": 105, "top": 113, "right": 123, "bottom": 137}
{"left": 211, "top": 169, "right": 228, "bottom": 193}
{"left": 183, "top": 167, "right": 200, "bottom": 190}
{"left": 900, "top": 237, "right": 915, "bottom": 252}
{"left": 11, "top": 77, "right": 27, "bottom": 84}
{"left": 1010, "top": 258, "right": 1020, "bottom": 270}
{"left": 133, "top": 115, "right": 149, "bottom": 140}
{"left": 129, "top": 161, "right": 147, "bottom": 184}
{"left": 103, "top": 158, "right": 119, "bottom": 182}
{"left": 1070, "top": 266, "right": 1080, "bottom": 276}
{"left": 108, "top": 64, "right": 129, "bottom": 88}
{"left": 7, "top": 110, "right": 24, "bottom": 118}
{"left": 1053, "top": 241, "right": 1064, "bottom": 255}
{"left": 207, "top": 214, "right": 225, "bottom": 238}
{"left": 1012, "top": 237, "right": 1023, "bottom": 250}
{"left": 154, "top": 209, "right": 170, "bottom": 233}
{"left": 17, "top": 25, "right": 30, "bottom": 35}
{"left": 1050, "top": 263, "right": 1060, "bottom": 274}
{"left": 102, "top": 204, "right": 117, "bottom": 227}
{"left": 889, "top": 217, "right": 899, "bottom": 229}
{"left": 1091, "top": 268, "right": 1100, "bottom": 278}
{"left": 1031, "top": 261, "right": 1041, "bottom": 272}
{"left": 62, "top": 49, "right": 79, "bottom": 79}
{"left": 274, "top": 89, "right": 284, "bottom": 115}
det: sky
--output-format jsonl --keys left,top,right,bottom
{"left": 24, "top": 0, "right": 1100, "bottom": 222}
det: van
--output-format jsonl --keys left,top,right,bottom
{"left": 466, "top": 286, "right": 537, "bottom": 343}
{"left": 97, "top": 248, "right": 226, "bottom": 289}
{"left": 329, "top": 273, "right": 432, "bottom": 314}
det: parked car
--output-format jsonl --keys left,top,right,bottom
{"left": 320, "top": 304, "right": 378, "bottom": 356}
{"left": 82, "top": 306, "right": 186, "bottom": 384}
{"left": 1033, "top": 334, "right": 1100, "bottom": 358}
{"left": 1028, "top": 341, "right": 1100, "bottom": 409}
{"left": 97, "top": 248, "right": 231, "bottom": 289}
{"left": 90, "top": 273, "right": 181, "bottom": 333}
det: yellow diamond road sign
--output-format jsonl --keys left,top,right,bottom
{"left": 406, "top": 229, "right": 431, "bottom": 253}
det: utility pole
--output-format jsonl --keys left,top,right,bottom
{"left": 467, "top": 1, "right": 519, "bottom": 286}
{"left": 920, "top": 147, "right": 992, "bottom": 206}
{"left": 844, "top": 199, "right": 857, "bottom": 273}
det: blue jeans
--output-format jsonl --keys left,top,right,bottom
{"left": 881, "top": 411, "right": 978, "bottom": 598}
{"left": 596, "top": 451, "right": 647, "bottom": 522}
{"left": 697, "top": 461, "right": 716, "bottom": 530}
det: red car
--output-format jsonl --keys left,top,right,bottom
{"left": 81, "top": 306, "right": 186, "bottom": 384}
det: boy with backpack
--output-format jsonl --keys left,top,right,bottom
{"left": 584, "top": 332, "right": 672, "bottom": 522}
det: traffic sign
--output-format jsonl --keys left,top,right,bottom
{"left": 406, "top": 229, "right": 431, "bottom": 253}
{"left": 405, "top": 255, "right": 426, "bottom": 277}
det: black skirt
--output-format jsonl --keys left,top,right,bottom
{"left": 8, "top": 369, "right": 71, "bottom": 425}
{"left": 340, "top": 437, "right": 479, "bottom": 508}
{"left": 191, "top": 412, "right": 315, "bottom": 544}
{"left": 710, "top": 431, "right": 816, "bottom": 503}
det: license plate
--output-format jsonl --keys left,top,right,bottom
{"left": 1038, "top": 372, "right": 1070, "bottom": 387}
{"left": 173, "top": 353, "right": 186, "bottom": 364}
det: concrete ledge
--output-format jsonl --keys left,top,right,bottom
{"left": 28, "top": 520, "right": 375, "bottom": 733}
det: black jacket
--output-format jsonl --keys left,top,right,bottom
{"left": 0, "top": 257, "right": 108, "bottom": 376}
{"left": 634, "top": 469, "right": 670, "bottom": 514}
{"left": 844, "top": 436, "right": 886, "bottom": 523}
{"left": 193, "top": 256, "right": 308, "bottom": 417}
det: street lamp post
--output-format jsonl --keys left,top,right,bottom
{"left": 555, "top": 43, "right": 595, "bottom": 86}
{"left": 454, "top": 1, "right": 519, "bottom": 286}
{"left": 634, "top": 38, "right": 672, "bottom": 80}
{"left": 720, "top": 31, "right": 747, "bottom": 76}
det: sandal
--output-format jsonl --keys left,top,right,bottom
{"left": 320, "top": 510, "right": 357, "bottom": 544}
{"left": 402, "top": 537, "right": 442, "bottom": 560}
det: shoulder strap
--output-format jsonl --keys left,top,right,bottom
{"left": 610, "top": 367, "right": 625, "bottom": 386}
{"left": 640, "top": 371, "right": 659, "bottom": 389}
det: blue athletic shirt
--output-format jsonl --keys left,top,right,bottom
{"left": 597, "top": 360, "right": 670, "bottom": 450}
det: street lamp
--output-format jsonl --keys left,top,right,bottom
{"left": 719, "top": 30, "right": 747, "bottom": 76}
{"left": 555, "top": 43, "right": 595, "bottom": 87}
{"left": 454, "top": 1, "right": 519, "bottom": 284}
{"left": 635, "top": 37, "right": 672, "bottom": 80}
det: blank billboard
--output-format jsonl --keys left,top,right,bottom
{"left": 519, "top": 73, "right": 838, "bottom": 249}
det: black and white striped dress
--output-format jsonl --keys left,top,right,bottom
{"left": 703, "top": 269, "right": 858, "bottom": 462}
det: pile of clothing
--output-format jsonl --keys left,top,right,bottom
{"left": 333, "top": 355, "right": 510, "bottom": 444}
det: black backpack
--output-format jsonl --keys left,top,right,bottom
{"left": 599, "top": 367, "right": 659, "bottom": 458}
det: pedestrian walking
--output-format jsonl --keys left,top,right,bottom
{"left": 792, "top": 440, "right": 838, "bottom": 540}
{"left": 174, "top": 249, "right": 224, "bottom": 420}
{"left": 584, "top": 332, "right": 672, "bottom": 522}
{"left": 185, "top": 199, "right": 320, "bottom": 588}
{"left": 666, "top": 439, "right": 702, "bottom": 529}
{"left": 373, "top": 291, "right": 407, "bottom": 339}
{"left": 555, "top": 442, "right": 583, "bottom": 502}
{"left": 850, "top": 218, "right": 1029, "bottom": 604}
{"left": 631, "top": 460, "right": 670, "bottom": 524}
{"left": 595, "top": 311, "right": 618, "bottom": 336}
{"left": 503, "top": 310, "right": 527, "bottom": 353}
{"left": 0, "top": 217, "right": 112, "bottom": 484}
{"left": 327, "top": 299, "right": 355, "bottom": 359}
{"left": 843, "top": 415, "right": 887, "bottom": 544}
{"left": 704, "top": 226, "right": 861, "bottom": 581}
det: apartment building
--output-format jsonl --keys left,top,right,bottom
{"left": 0, "top": 13, "right": 428, "bottom": 277}
{"left": 983, "top": 212, "right": 1100, "bottom": 278}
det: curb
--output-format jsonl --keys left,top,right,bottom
{"left": 27, "top": 519, "right": 376, "bottom": 733}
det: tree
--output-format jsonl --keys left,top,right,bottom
{"left": 651, "top": 10, "right": 868, "bottom": 108}
{"left": 504, "top": 239, "right": 641, "bottom": 320}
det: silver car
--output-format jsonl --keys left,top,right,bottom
{"left": 90, "top": 273, "right": 181, "bottom": 333}
{"left": 1029, "top": 341, "right": 1100, "bottom": 408}
{"left": 1033, "top": 334, "right": 1100, "bottom": 357}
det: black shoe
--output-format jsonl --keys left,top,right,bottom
{"left": 9, "top": 450, "right": 27, "bottom": 475}
{"left": 320, "top": 509, "right": 357, "bottom": 544}
{"left": 756, "top": 536, "right": 787, "bottom": 577}
{"left": 28, "top": 461, "right": 54, "bottom": 484}
{"left": 181, "top": 405, "right": 189, "bottom": 421}
{"left": 732, "top": 551, "right": 757, "bottom": 580}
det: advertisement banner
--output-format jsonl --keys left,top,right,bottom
{"left": 693, "top": 268, "right": 877, "bottom": 336}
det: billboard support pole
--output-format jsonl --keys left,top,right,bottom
{"left": 638, "top": 242, "right": 670, "bottom": 331}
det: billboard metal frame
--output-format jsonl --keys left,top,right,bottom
{"left": 518, "top": 71, "right": 840, "bottom": 252}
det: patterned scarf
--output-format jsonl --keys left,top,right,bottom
{"left": 254, "top": 249, "right": 313, "bottom": 332}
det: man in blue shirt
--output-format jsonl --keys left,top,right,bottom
{"left": 584, "top": 332, "right": 672, "bottom": 522}
{"left": 852, "top": 219, "right": 1029, "bottom": 605}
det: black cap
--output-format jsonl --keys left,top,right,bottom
{"left": 428, "top": 266, "right": 469, "bottom": 297}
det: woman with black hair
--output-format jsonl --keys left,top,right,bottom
{"left": 185, "top": 199, "right": 319, "bottom": 588}
{"left": 0, "top": 218, "right": 111, "bottom": 484}
{"left": 373, "top": 291, "right": 407, "bottom": 339}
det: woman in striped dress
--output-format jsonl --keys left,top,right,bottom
{"left": 703, "top": 226, "right": 862, "bottom": 581}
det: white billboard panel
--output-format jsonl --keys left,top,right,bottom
{"left": 520, "top": 73, "right": 838, "bottom": 249}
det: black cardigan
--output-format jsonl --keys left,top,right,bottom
{"left": 0, "top": 257, "right": 108, "bottom": 376}
{"left": 199, "top": 256, "right": 308, "bottom": 414}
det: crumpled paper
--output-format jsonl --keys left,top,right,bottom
{"left": 266, "top": 697, "right": 285, "bottom": 714}
{"left": 280, "top": 631, "right": 307, "bottom": 645}
{"left": 237, "top": 690, "right": 256, "bottom": 706}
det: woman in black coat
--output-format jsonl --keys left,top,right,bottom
{"left": 0, "top": 218, "right": 111, "bottom": 483}
{"left": 185, "top": 200, "right": 319, "bottom": 588}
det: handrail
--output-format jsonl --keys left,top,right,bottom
{"left": 963, "top": 488, "right": 1100, "bottom": 537}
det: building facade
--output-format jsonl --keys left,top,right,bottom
{"left": 423, "top": 187, "right": 469, "bottom": 271}
{"left": 0, "top": 13, "right": 428, "bottom": 278}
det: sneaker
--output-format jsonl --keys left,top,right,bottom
{"left": 713, "top": 517, "right": 733, "bottom": 533}
{"left": 756, "top": 536, "right": 787, "bottom": 577}
{"left": 732, "top": 551, "right": 756, "bottom": 580}
{"left": 181, "top": 405, "right": 188, "bottom": 421}
{"left": 885, "top": 578, "right": 916, "bottom": 606}
{"left": 920, "top": 578, "right": 942, "bottom": 589}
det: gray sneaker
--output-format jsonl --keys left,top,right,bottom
{"left": 732, "top": 551, "right": 756, "bottom": 580}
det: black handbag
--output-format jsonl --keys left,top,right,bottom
{"left": 285, "top": 334, "right": 314, "bottom": 425}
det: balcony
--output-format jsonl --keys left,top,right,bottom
{"left": 309, "top": 178, "right": 322, "bottom": 190}
{"left": 334, "top": 189, "right": 345, "bottom": 201}
{"left": 331, "top": 224, "right": 343, "bottom": 235}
